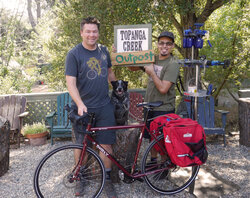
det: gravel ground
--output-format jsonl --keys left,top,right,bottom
{"left": 0, "top": 132, "right": 249, "bottom": 198}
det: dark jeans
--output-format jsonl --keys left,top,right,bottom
{"left": 144, "top": 109, "right": 175, "bottom": 139}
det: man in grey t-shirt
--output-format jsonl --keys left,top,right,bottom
{"left": 65, "top": 17, "right": 117, "bottom": 197}
{"left": 143, "top": 31, "right": 180, "bottom": 137}
{"left": 129, "top": 31, "right": 180, "bottom": 165}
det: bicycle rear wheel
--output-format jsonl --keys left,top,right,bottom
{"left": 141, "top": 134, "right": 199, "bottom": 195}
{"left": 34, "top": 144, "right": 105, "bottom": 198}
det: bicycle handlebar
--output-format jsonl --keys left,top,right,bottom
{"left": 64, "top": 104, "right": 90, "bottom": 124}
{"left": 64, "top": 100, "right": 164, "bottom": 126}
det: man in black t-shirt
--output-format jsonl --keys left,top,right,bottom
{"left": 65, "top": 17, "right": 117, "bottom": 197}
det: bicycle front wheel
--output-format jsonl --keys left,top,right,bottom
{"left": 141, "top": 134, "right": 200, "bottom": 195}
{"left": 34, "top": 144, "right": 105, "bottom": 198}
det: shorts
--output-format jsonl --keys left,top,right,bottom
{"left": 73, "top": 101, "right": 116, "bottom": 145}
{"left": 144, "top": 109, "right": 175, "bottom": 139}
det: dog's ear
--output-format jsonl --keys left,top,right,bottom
{"left": 124, "top": 81, "right": 128, "bottom": 91}
{"left": 111, "top": 81, "right": 117, "bottom": 87}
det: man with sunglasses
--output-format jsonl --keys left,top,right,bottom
{"left": 144, "top": 31, "right": 180, "bottom": 126}
{"left": 143, "top": 31, "right": 180, "bottom": 164}
{"left": 130, "top": 31, "right": 180, "bottom": 142}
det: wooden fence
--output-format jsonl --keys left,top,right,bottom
{"left": 1, "top": 89, "right": 145, "bottom": 125}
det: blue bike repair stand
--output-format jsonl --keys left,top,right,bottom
{"left": 183, "top": 23, "right": 208, "bottom": 120}
{"left": 180, "top": 23, "right": 230, "bottom": 195}
{"left": 180, "top": 23, "right": 230, "bottom": 119}
{"left": 183, "top": 23, "right": 208, "bottom": 195}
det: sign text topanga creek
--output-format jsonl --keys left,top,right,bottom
{"left": 111, "top": 50, "right": 155, "bottom": 66}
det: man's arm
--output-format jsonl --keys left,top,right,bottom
{"left": 144, "top": 64, "right": 173, "bottom": 94}
{"left": 128, "top": 66, "right": 143, "bottom": 71}
{"left": 108, "top": 68, "right": 116, "bottom": 82}
{"left": 66, "top": 75, "right": 87, "bottom": 115}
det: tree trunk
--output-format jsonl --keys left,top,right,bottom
{"left": 35, "top": 0, "right": 41, "bottom": 20}
{"left": 111, "top": 127, "right": 140, "bottom": 183}
{"left": 238, "top": 98, "right": 250, "bottom": 147}
{"left": 0, "top": 116, "right": 10, "bottom": 177}
{"left": 27, "top": 0, "right": 36, "bottom": 29}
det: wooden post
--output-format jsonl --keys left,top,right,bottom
{"left": 0, "top": 116, "right": 10, "bottom": 177}
{"left": 239, "top": 98, "right": 250, "bottom": 147}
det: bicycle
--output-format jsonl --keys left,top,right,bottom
{"left": 33, "top": 101, "right": 200, "bottom": 198}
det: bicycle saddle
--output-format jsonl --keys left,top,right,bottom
{"left": 136, "top": 101, "right": 163, "bottom": 108}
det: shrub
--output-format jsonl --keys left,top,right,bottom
{"left": 21, "top": 121, "right": 48, "bottom": 136}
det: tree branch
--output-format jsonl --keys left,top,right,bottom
{"left": 197, "top": 0, "right": 232, "bottom": 23}
{"left": 226, "top": 87, "right": 239, "bottom": 103}
{"left": 169, "top": 13, "right": 183, "bottom": 37}
{"left": 35, "top": 0, "right": 41, "bottom": 20}
{"left": 160, "top": 0, "right": 183, "bottom": 38}
{"left": 27, "top": 0, "right": 36, "bottom": 29}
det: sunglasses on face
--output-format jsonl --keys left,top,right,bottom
{"left": 158, "top": 42, "right": 174, "bottom": 47}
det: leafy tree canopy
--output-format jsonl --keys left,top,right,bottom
{"left": 0, "top": 0, "right": 248, "bottom": 96}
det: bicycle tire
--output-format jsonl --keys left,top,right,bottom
{"left": 34, "top": 144, "right": 105, "bottom": 198}
{"left": 141, "top": 134, "right": 200, "bottom": 195}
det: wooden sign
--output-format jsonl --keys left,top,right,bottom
{"left": 111, "top": 50, "right": 154, "bottom": 66}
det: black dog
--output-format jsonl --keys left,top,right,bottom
{"left": 111, "top": 80, "right": 129, "bottom": 125}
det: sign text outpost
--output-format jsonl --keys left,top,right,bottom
{"left": 111, "top": 50, "right": 154, "bottom": 66}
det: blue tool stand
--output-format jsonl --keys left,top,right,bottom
{"left": 179, "top": 23, "right": 230, "bottom": 194}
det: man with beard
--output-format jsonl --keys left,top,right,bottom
{"left": 130, "top": 31, "right": 180, "bottom": 163}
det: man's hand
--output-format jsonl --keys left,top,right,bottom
{"left": 77, "top": 103, "right": 87, "bottom": 116}
{"left": 112, "top": 44, "right": 117, "bottom": 53}
{"left": 144, "top": 64, "right": 155, "bottom": 76}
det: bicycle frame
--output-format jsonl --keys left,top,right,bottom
{"left": 77, "top": 110, "right": 170, "bottom": 181}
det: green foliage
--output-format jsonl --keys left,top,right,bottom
{"left": 0, "top": 66, "right": 37, "bottom": 94}
{"left": 1, "top": 0, "right": 247, "bottom": 96}
{"left": 200, "top": 0, "right": 249, "bottom": 94}
{"left": 0, "top": 8, "right": 40, "bottom": 94}
{"left": 21, "top": 121, "right": 48, "bottom": 136}
{"left": 43, "top": 0, "right": 157, "bottom": 89}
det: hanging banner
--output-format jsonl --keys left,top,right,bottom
{"left": 112, "top": 24, "right": 153, "bottom": 66}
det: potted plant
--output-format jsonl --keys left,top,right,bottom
{"left": 21, "top": 121, "right": 49, "bottom": 146}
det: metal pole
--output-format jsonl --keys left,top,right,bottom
{"left": 191, "top": 46, "right": 198, "bottom": 120}
{"left": 189, "top": 45, "right": 197, "bottom": 195}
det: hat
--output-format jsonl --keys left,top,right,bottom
{"left": 158, "top": 31, "right": 175, "bottom": 42}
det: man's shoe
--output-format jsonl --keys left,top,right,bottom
{"left": 104, "top": 179, "right": 117, "bottom": 198}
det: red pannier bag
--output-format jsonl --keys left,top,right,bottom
{"left": 150, "top": 114, "right": 181, "bottom": 155}
{"left": 163, "top": 118, "right": 208, "bottom": 167}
